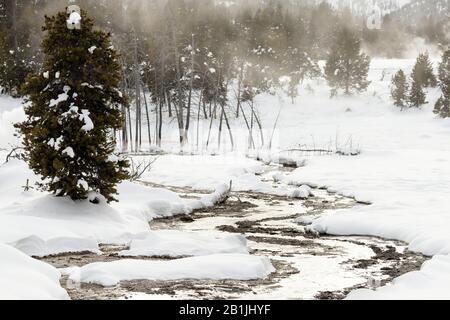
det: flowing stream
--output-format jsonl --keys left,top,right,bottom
{"left": 40, "top": 171, "right": 426, "bottom": 300}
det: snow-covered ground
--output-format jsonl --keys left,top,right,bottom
{"left": 0, "top": 243, "right": 69, "bottom": 300}
{"left": 1, "top": 57, "right": 450, "bottom": 299}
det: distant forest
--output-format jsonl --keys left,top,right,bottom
{"left": 1, "top": 0, "right": 448, "bottom": 151}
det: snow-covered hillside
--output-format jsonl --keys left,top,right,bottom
{"left": 392, "top": 0, "right": 450, "bottom": 26}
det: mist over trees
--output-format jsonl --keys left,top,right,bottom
{"left": 0, "top": 0, "right": 446, "bottom": 151}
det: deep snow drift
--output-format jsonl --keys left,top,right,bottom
{"left": 0, "top": 243, "right": 68, "bottom": 300}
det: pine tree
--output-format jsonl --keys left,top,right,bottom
{"left": 324, "top": 27, "right": 371, "bottom": 97}
{"left": 15, "top": 9, "right": 129, "bottom": 203}
{"left": 391, "top": 69, "right": 408, "bottom": 109}
{"left": 434, "top": 49, "right": 450, "bottom": 117}
{"left": 412, "top": 52, "right": 437, "bottom": 88}
{"left": 408, "top": 73, "right": 427, "bottom": 108}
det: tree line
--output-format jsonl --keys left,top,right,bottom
{"left": 391, "top": 50, "right": 450, "bottom": 118}
{"left": 4, "top": 0, "right": 420, "bottom": 151}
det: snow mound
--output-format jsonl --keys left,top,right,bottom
{"left": 68, "top": 254, "right": 275, "bottom": 287}
{"left": 11, "top": 235, "right": 99, "bottom": 257}
{"left": 290, "top": 185, "right": 313, "bottom": 199}
{"left": 197, "top": 183, "right": 230, "bottom": 208}
{"left": 346, "top": 255, "right": 450, "bottom": 300}
{"left": 119, "top": 230, "right": 248, "bottom": 257}
{"left": 113, "top": 181, "right": 191, "bottom": 221}
{"left": 0, "top": 244, "right": 68, "bottom": 300}
{"left": 0, "top": 188, "right": 150, "bottom": 251}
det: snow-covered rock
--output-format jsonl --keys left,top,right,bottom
{"left": 290, "top": 185, "right": 313, "bottom": 199}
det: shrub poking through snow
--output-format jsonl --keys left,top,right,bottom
{"left": 15, "top": 10, "right": 128, "bottom": 203}
{"left": 434, "top": 49, "right": 450, "bottom": 118}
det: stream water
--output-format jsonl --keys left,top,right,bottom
{"left": 40, "top": 180, "right": 426, "bottom": 300}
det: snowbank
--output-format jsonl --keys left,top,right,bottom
{"left": 0, "top": 187, "right": 150, "bottom": 249}
{"left": 113, "top": 181, "right": 192, "bottom": 220}
{"left": 0, "top": 244, "right": 69, "bottom": 300}
{"left": 119, "top": 230, "right": 248, "bottom": 257}
{"left": 11, "top": 236, "right": 100, "bottom": 258}
{"left": 0, "top": 160, "right": 236, "bottom": 255}
{"left": 0, "top": 160, "right": 211, "bottom": 256}
{"left": 139, "top": 154, "right": 313, "bottom": 197}
{"left": 347, "top": 255, "right": 450, "bottom": 300}
{"left": 68, "top": 254, "right": 274, "bottom": 287}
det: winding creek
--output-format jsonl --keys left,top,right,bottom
{"left": 38, "top": 164, "right": 427, "bottom": 300}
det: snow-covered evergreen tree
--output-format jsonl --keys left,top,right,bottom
{"left": 324, "top": 27, "right": 371, "bottom": 97}
{"left": 408, "top": 73, "right": 427, "bottom": 108}
{"left": 434, "top": 49, "right": 450, "bottom": 117}
{"left": 391, "top": 69, "right": 408, "bottom": 109}
{"left": 16, "top": 9, "right": 128, "bottom": 203}
{"left": 412, "top": 52, "right": 437, "bottom": 88}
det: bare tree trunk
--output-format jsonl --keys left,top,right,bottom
{"left": 218, "top": 73, "right": 234, "bottom": 150}
{"left": 185, "top": 34, "right": 195, "bottom": 142}
{"left": 156, "top": 43, "right": 166, "bottom": 148}
{"left": 155, "top": 97, "right": 160, "bottom": 147}
{"left": 142, "top": 83, "right": 152, "bottom": 147}
{"left": 236, "top": 62, "right": 244, "bottom": 118}
{"left": 250, "top": 102, "right": 264, "bottom": 148}
{"left": 167, "top": 94, "right": 172, "bottom": 117}
{"left": 133, "top": 35, "right": 142, "bottom": 152}
{"left": 218, "top": 105, "right": 224, "bottom": 149}
{"left": 196, "top": 90, "right": 203, "bottom": 150}
{"left": 249, "top": 101, "right": 255, "bottom": 150}
{"left": 158, "top": 94, "right": 163, "bottom": 147}
{"left": 121, "top": 105, "right": 128, "bottom": 152}
{"left": 120, "top": 61, "right": 129, "bottom": 153}
{"left": 222, "top": 104, "right": 234, "bottom": 150}
{"left": 206, "top": 103, "right": 217, "bottom": 148}
{"left": 202, "top": 96, "right": 208, "bottom": 119}
{"left": 172, "top": 28, "right": 186, "bottom": 147}
{"left": 127, "top": 106, "right": 133, "bottom": 152}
